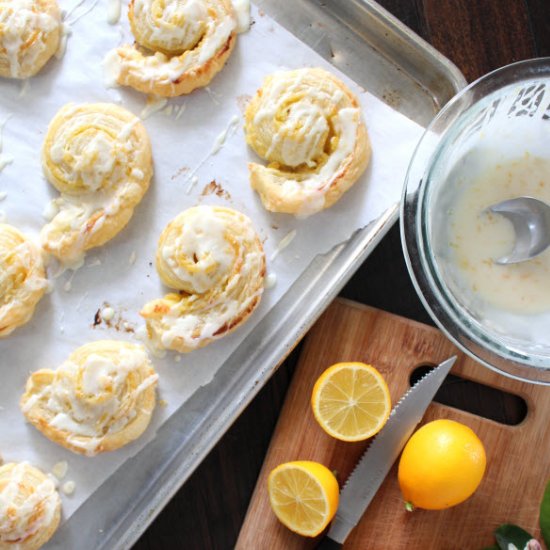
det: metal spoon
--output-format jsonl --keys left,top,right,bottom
{"left": 487, "top": 196, "right": 550, "bottom": 265}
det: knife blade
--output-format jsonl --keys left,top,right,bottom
{"left": 317, "top": 356, "right": 456, "bottom": 549}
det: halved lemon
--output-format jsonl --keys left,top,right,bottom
{"left": 267, "top": 461, "right": 339, "bottom": 537}
{"left": 311, "top": 362, "right": 391, "bottom": 442}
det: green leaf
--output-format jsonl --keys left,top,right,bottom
{"left": 541, "top": 479, "right": 550, "bottom": 548}
{"left": 494, "top": 524, "right": 534, "bottom": 550}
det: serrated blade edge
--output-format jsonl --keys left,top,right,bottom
{"left": 327, "top": 356, "right": 456, "bottom": 544}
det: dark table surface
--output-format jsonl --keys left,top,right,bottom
{"left": 133, "top": 2, "right": 550, "bottom": 549}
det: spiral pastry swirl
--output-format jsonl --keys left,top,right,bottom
{"left": 41, "top": 103, "right": 153, "bottom": 264}
{"left": 104, "top": 0, "right": 237, "bottom": 97}
{"left": 140, "top": 205, "right": 265, "bottom": 353}
{"left": 20, "top": 340, "right": 159, "bottom": 456}
{"left": 244, "top": 68, "right": 371, "bottom": 216}
{"left": 0, "top": 462, "right": 61, "bottom": 550}
{"left": 0, "top": 0, "right": 61, "bottom": 79}
{"left": 0, "top": 224, "right": 48, "bottom": 338}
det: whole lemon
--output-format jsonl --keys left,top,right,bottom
{"left": 398, "top": 419, "right": 486, "bottom": 510}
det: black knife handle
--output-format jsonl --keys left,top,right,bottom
{"left": 315, "top": 537, "right": 343, "bottom": 550}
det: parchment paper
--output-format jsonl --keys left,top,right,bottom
{"left": 0, "top": 0, "right": 424, "bottom": 521}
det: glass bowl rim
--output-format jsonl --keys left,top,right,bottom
{"left": 400, "top": 57, "right": 550, "bottom": 385}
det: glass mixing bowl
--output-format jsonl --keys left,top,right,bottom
{"left": 401, "top": 58, "right": 550, "bottom": 384}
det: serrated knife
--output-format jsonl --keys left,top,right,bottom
{"left": 316, "top": 356, "right": 456, "bottom": 550}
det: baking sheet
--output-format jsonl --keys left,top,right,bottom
{"left": 0, "top": 0, "right": 423, "bottom": 522}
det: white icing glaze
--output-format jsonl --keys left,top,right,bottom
{"left": 0, "top": 236, "right": 49, "bottom": 325}
{"left": 211, "top": 114, "right": 240, "bottom": 155}
{"left": 137, "top": 324, "right": 167, "bottom": 358}
{"left": 0, "top": 156, "right": 12, "bottom": 172}
{"left": 231, "top": 0, "right": 250, "bottom": 33}
{"left": 253, "top": 72, "right": 348, "bottom": 165}
{"left": 0, "top": 463, "right": 59, "bottom": 546}
{"left": 270, "top": 229, "right": 296, "bottom": 261}
{"left": 42, "top": 105, "right": 147, "bottom": 263}
{"left": 46, "top": 106, "right": 140, "bottom": 192}
{"left": 42, "top": 181, "right": 141, "bottom": 263}
{"left": 132, "top": 0, "right": 208, "bottom": 53}
{"left": 186, "top": 175, "right": 199, "bottom": 194}
{"left": 205, "top": 85, "right": 221, "bottom": 105}
{"left": 106, "top": 0, "right": 121, "bottom": 24}
{"left": 448, "top": 155, "right": 550, "bottom": 314}
{"left": 0, "top": 0, "right": 60, "bottom": 77}
{"left": 102, "top": 48, "right": 121, "bottom": 88}
{"left": 149, "top": 206, "right": 264, "bottom": 351}
{"left": 101, "top": 305, "right": 115, "bottom": 321}
{"left": 159, "top": 288, "right": 261, "bottom": 350}
{"left": 131, "top": 167, "right": 145, "bottom": 179}
{"left": 174, "top": 103, "right": 186, "bottom": 120}
{"left": 51, "top": 461, "right": 68, "bottom": 479}
{"left": 264, "top": 272, "right": 277, "bottom": 289}
{"left": 47, "top": 472, "right": 59, "bottom": 489}
{"left": 43, "top": 200, "right": 59, "bottom": 221}
{"left": 105, "top": 3, "right": 236, "bottom": 92}
{"left": 19, "top": 78, "right": 30, "bottom": 97}
{"left": 312, "top": 108, "right": 359, "bottom": 185}
{"left": 140, "top": 95, "right": 168, "bottom": 119}
{"left": 63, "top": 269, "right": 75, "bottom": 292}
{"left": 267, "top": 102, "right": 328, "bottom": 168}
{"left": 184, "top": 114, "right": 240, "bottom": 189}
{"left": 64, "top": 0, "right": 99, "bottom": 25}
{"left": 54, "top": 22, "right": 70, "bottom": 59}
{"left": 251, "top": 71, "right": 359, "bottom": 216}
{"left": 118, "top": 118, "right": 140, "bottom": 140}
{"left": 161, "top": 206, "right": 236, "bottom": 294}
{"left": 58, "top": 134, "right": 114, "bottom": 191}
{"left": 200, "top": 14, "right": 234, "bottom": 65}
{"left": 274, "top": 108, "right": 359, "bottom": 217}
{"left": 62, "top": 480, "right": 75, "bottom": 495}
{"left": 22, "top": 346, "right": 158, "bottom": 456}
{"left": 295, "top": 191, "right": 326, "bottom": 218}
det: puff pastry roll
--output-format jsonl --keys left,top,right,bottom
{"left": 0, "top": 462, "right": 61, "bottom": 550}
{"left": 0, "top": 224, "right": 48, "bottom": 338}
{"left": 0, "top": 0, "right": 61, "bottom": 79}
{"left": 104, "top": 0, "right": 237, "bottom": 97}
{"left": 244, "top": 68, "right": 371, "bottom": 216}
{"left": 41, "top": 103, "right": 153, "bottom": 265}
{"left": 141, "top": 205, "right": 265, "bottom": 353}
{"left": 20, "top": 341, "right": 158, "bottom": 456}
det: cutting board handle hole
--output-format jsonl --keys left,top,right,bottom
{"left": 410, "top": 365, "right": 528, "bottom": 425}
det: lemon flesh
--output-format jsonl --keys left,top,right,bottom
{"left": 268, "top": 461, "right": 339, "bottom": 537}
{"left": 311, "top": 362, "right": 391, "bottom": 442}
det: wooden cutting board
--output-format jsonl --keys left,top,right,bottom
{"left": 236, "top": 299, "right": 550, "bottom": 549}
